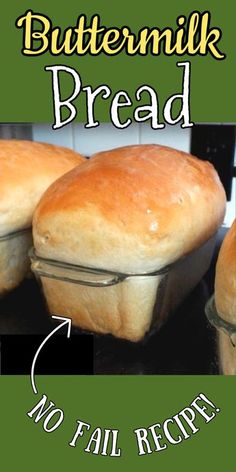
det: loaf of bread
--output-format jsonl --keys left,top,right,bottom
{"left": 33, "top": 144, "right": 226, "bottom": 341}
{"left": 0, "top": 230, "right": 33, "bottom": 297}
{"left": 0, "top": 140, "right": 85, "bottom": 236}
{"left": 214, "top": 220, "right": 236, "bottom": 374}
{"left": 215, "top": 220, "right": 236, "bottom": 324}
{"left": 0, "top": 139, "right": 85, "bottom": 295}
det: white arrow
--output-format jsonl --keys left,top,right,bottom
{"left": 31, "top": 315, "right": 72, "bottom": 394}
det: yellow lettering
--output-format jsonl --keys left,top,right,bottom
{"left": 200, "top": 12, "right": 225, "bottom": 59}
{"left": 75, "top": 15, "right": 105, "bottom": 55}
{"left": 15, "top": 10, "right": 225, "bottom": 59}
{"left": 50, "top": 28, "right": 73, "bottom": 54}
{"left": 100, "top": 29, "right": 121, "bottom": 54}
{"left": 16, "top": 10, "right": 50, "bottom": 55}
{"left": 185, "top": 12, "right": 200, "bottom": 55}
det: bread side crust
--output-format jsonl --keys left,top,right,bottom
{"left": 0, "top": 231, "right": 32, "bottom": 295}
{"left": 218, "top": 330, "right": 236, "bottom": 375}
{"left": 215, "top": 220, "right": 236, "bottom": 324}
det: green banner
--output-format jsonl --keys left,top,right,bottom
{"left": 0, "top": 0, "right": 235, "bottom": 122}
{"left": 0, "top": 376, "right": 235, "bottom": 470}
{"left": 0, "top": 1, "right": 236, "bottom": 470}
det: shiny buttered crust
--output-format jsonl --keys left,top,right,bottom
{"left": 215, "top": 219, "right": 236, "bottom": 324}
{"left": 33, "top": 144, "right": 226, "bottom": 273}
{"left": 0, "top": 139, "right": 85, "bottom": 236}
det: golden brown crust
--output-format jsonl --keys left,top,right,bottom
{"left": 218, "top": 331, "right": 236, "bottom": 375}
{"left": 34, "top": 144, "right": 226, "bottom": 273}
{"left": 0, "top": 139, "right": 85, "bottom": 236}
{"left": 215, "top": 220, "right": 236, "bottom": 324}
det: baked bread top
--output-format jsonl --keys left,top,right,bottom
{"left": 0, "top": 139, "right": 85, "bottom": 236}
{"left": 33, "top": 144, "right": 226, "bottom": 273}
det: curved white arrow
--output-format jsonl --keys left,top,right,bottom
{"left": 31, "top": 315, "right": 72, "bottom": 394}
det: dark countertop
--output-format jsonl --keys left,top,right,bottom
{"left": 0, "top": 228, "right": 228, "bottom": 375}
